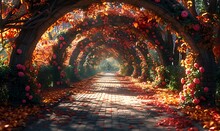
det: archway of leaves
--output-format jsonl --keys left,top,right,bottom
{"left": 7, "top": 1, "right": 216, "bottom": 106}
{"left": 84, "top": 45, "right": 144, "bottom": 77}
{"left": 71, "top": 33, "right": 159, "bottom": 81}
{"left": 33, "top": 15, "right": 153, "bottom": 85}
{"left": 76, "top": 41, "right": 132, "bottom": 78}
{"left": 51, "top": 23, "right": 163, "bottom": 87}
{"left": 51, "top": 33, "right": 137, "bottom": 85}
{"left": 47, "top": 13, "right": 175, "bottom": 84}
{"left": 68, "top": 31, "right": 143, "bottom": 78}
{"left": 50, "top": 24, "right": 187, "bottom": 107}
{"left": 49, "top": 15, "right": 179, "bottom": 93}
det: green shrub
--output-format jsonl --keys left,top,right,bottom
{"left": 0, "top": 65, "right": 10, "bottom": 103}
{"left": 37, "top": 65, "right": 53, "bottom": 89}
{"left": 119, "top": 66, "right": 127, "bottom": 76}
{"left": 64, "top": 65, "right": 79, "bottom": 82}
{"left": 0, "top": 65, "right": 10, "bottom": 83}
{"left": 148, "top": 68, "right": 156, "bottom": 81}
{"left": 165, "top": 65, "right": 184, "bottom": 90}
{"left": 0, "top": 84, "right": 8, "bottom": 103}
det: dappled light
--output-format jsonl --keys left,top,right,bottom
{"left": 0, "top": 0, "right": 220, "bottom": 130}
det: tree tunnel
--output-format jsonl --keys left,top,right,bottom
{"left": 41, "top": 13, "right": 177, "bottom": 71}
{"left": 47, "top": 28, "right": 145, "bottom": 84}
{"left": 67, "top": 30, "right": 143, "bottom": 74}
{"left": 75, "top": 46, "right": 124, "bottom": 77}
{"left": 83, "top": 49, "right": 121, "bottom": 72}
{"left": 68, "top": 33, "right": 143, "bottom": 77}
{"left": 77, "top": 48, "right": 122, "bottom": 77}
{"left": 49, "top": 14, "right": 175, "bottom": 82}
{"left": 4, "top": 0, "right": 217, "bottom": 106}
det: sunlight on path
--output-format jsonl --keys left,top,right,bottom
{"left": 24, "top": 73, "right": 203, "bottom": 131}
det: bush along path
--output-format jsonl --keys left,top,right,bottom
{"left": 0, "top": 77, "right": 94, "bottom": 131}
{"left": 24, "top": 73, "right": 206, "bottom": 131}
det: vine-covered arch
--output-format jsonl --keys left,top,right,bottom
{"left": 68, "top": 33, "right": 143, "bottom": 74}
{"left": 77, "top": 47, "right": 124, "bottom": 78}
{"left": 49, "top": 14, "right": 174, "bottom": 77}
{"left": 6, "top": 0, "right": 217, "bottom": 106}
{"left": 10, "top": 0, "right": 202, "bottom": 67}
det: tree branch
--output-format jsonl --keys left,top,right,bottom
{"left": 7, "top": 17, "right": 28, "bottom": 24}
{"left": 0, "top": 1, "right": 24, "bottom": 29}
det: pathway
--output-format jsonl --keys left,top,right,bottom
{"left": 24, "top": 73, "right": 204, "bottom": 131}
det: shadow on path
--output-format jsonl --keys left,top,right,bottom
{"left": 24, "top": 73, "right": 205, "bottom": 131}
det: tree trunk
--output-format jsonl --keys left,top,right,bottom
{"left": 139, "top": 66, "right": 148, "bottom": 82}
{"left": 126, "top": 63, "right": 134, "bottom": 76}
{"left": 198, "top": 49, "right": 217, "bottom": 106}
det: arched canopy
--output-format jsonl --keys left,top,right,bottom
{"left": 68, "top": 33, "right": 142, "bottom": 66}
{"left": 49, "top": 14, "right": 174, "bottom": 69}
{"left": 10, "top": 0, "right": 201, "bottom": 67}
{"left": 4, "top": 0, "right": 218, "bottom": 107}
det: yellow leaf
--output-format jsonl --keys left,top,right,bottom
{"left": 133, "top": 22, "right": 138, "bottom": 28}
{"left": 209, "top": 121, "right": 215, "bottom": 126}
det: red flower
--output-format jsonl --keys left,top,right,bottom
{"left": 188, "top": 83, "right": 195, "bottom": 89}
{"left": 53, "top": 54, "right": 57, "bottom": 59}
{"left": 16, "top": 49, "right": 22, "bottom": 54}
{"left": 181, "top": 10, "right": 188, "bottom": 18}
{"left": 162, "top": 81, "right": 166, "bottom": 85}
{"left": 16, "top": 64, "right": 24, "bottom": 70}
{"left": 25, "top": 85, "right": 30, "bottom": 91}
{"left": 193, "top": 98, "right": 200, "bottom": 105}
{"left": 193, "top": 78, "right": 200, "bottom": 84}
{"left": 59, "top": 36, "right": 64, "bottom": 41}
{"left": 194, "top": 63, "right": 199, "bottom": 68}
{"left": 193, "top": 24, "right": 200, "bottom": 31}
{"left": 22, "top": 66, "right": 26, "bottom": 71}
{"left": 190, "top": 90, "right": 195, "bottom": 98}
{"left": 59, "top": 44, "right": 63, "bottom": 49}
{"left": 204, "top": 87, "right": 209, "bottom": 92}
{"left": 154, "top": 0, "right": 160, "bottom": 3}
{"left": 180, "top": 95, "right": 185, "bottom": 101}
{"left": 62, "top": 41, "right": 67, "bottom": 45}
{"left": 16, "top": 64, "right": 26, "bottom": 71}
{"left": 183, "top": 85, "right": 187, "bottom": 89}
{"left": 181, "top": 78, "right": 185, "bottom": 84}
{"left": 53, "top": 61, "right": 58, "bottom": 66}
{"left": 185, "top": 69, "right": 191, "bottom": 75}
{"left": 37, "top": 83, "right": 41, "bottom": 88}
{"left": 16, "top": 64, "right": 22, "bottom": 69}
{"left": 199, "top": 67, "right": 205, "bottom": 73}
{"left": 18, "top": 72, "right": 25, "bottom": 77}
{"left": 29, "top": 95, "right": 33, "bottom": 100}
